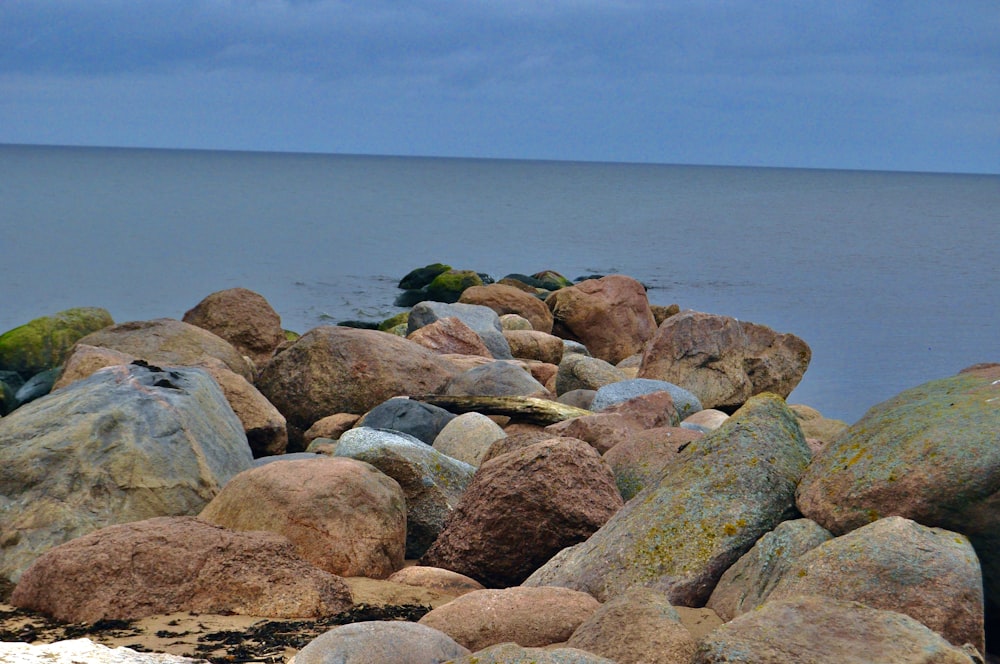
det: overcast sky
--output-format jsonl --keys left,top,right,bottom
{"left": 1, "top": 1, "right": 997, "bottom": 173}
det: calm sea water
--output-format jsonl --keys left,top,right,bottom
{"left": 1, "top": 144, "right": 997, "bottom": 423}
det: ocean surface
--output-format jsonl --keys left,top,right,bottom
{"left": 1, "top": 143, "right": 997, "bottom": 424}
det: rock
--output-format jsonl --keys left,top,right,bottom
{"left": 566, "top": 586, "right": 698, "bottom": 664}
{"left": 255, "top": 326, "right": 458, "bottom": 448}
{"left": 0, "top": 639, "right": 203, "bottom": 663}
{"left": 334, "top": 427, "right": 475, "bottom": 558}
{"left": 420, "top": 438, "right": 624, "bottom": 587}
{"left": 425, "top": 269, "right": 484, "bottom": 303}
{"left": 357, "top": 397, "right": 456, "bottom": 444}
{"left": 418, "top": 395, "right": 591, "bottom": 426}
{"left": 682, "top": 408, "right": 730, "bottom": 431}
{"left": 520, "top": 359, "right": 559, "bottom": 392}
{"left": 766, "top": 516, "right": 984, "bottom": 653}
{"left": 460, "top": 283, "right": 555, "bottom": 334}
{"left": 0, "top": 362, "right": 253, "bottom": 583}
{"left": 499, "top": 313, "right": 533, "bottom": 330}
{"left": 503, "top": 330, "right": 564, "bottom": 364}
{"left": 562, "top": 340, "right": 591, "bottom": 357}
{"left": 432, "top": 411, "right": 507, "bottom": 467}
{"left": 77, "top": 318, "right": 253, "bottom": 380}
{"left": 546, "top": 274, "right": 657, "bottom": 364}
{"left": 557, "top": 388, "right": 596, "bottom": 410}
{"left": 524, "top": 394, "right": 811, "bottom": 604}
{"left": 602, "top": 427, "right": 704, "bottom": 501}
{"left": 11, "top": 516, "right": 352, "bottom": 622}
{"left": 450, "top": 643, "right": 615, "bottom": 664}
{"left": 555, "top": 353, "right": 628, "bottom": 394}
{"left": 794, "top": 365, "right": 1000, "bottom": 642}
{"left": 0, "top": 375, "right": 16, "bottom": 415}
{"left": 591, "top": 377, "right": 703, "bottom": 419}
{"left": 532, "top": 270, "right": 574, "bottom": 290}
{"left": 638, "top": 310, "right": 811, "bottom": 411}
{"left": 651, "top": 303, "right": 681, "bottom": 325}
{"left": 387, "top": 566, "right": 485, "bottom": 597}
{"left": 0, "top": 307, "right": 113, "bottom": 379}
{"left": 293, "top": 621, "right": 470, "bottom": 664}
{"left": 182, "top": 287, "right": 286, "bottom": 368}
{"left": 544, "top": 412, "right": 641, "bottom": 454}
{"left": 444, "top": 361, "right": 551, "bottom": 398}
{"left": 399, "top": 263, "right": 452, "bottom": 290}
{"left": 303, "top": 413, "right": 360, "bottom": 442}
{"left": 418, "top": 586, "right": 601, "bottom": 651}
{"left": 51, "top": 344, "right": 136, "bottom": 390}
{"left": 599, "top": 390, "right": 681, "bottom": 429}
{"left": 790, "top": 403, "right": 849, "bottom": 444}
{"left": 13, "top": 366, "right": 61, "bottom": 405}
{"left": 693, "top": 596, "right": 981, "bottom": 664}
{"left": 199, "top": 457, "right": 406, "bottom": 579}
{"left": 706, "top": 518, "right": 833, "bottom": 621}
{"left": 408, "top": 301, "right": 513, "bottom": 360}
{"left": 408, "top": 316, "right": 494, "bottom": 357}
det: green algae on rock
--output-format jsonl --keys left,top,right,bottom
{"left": 0, "top": 307, "right": 113, "bottom": 379}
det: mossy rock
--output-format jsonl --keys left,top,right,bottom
{"left": 378, "top": 311, "right": 410, "bottom": 332}
{"left": 0, "top": 379, "right": 16, "bottom": 416}
{"left": 531, "top": 270, "right": 574, "bottom": 290}
{"left": 399, "top": 263, "right": 452, "bottom": 290}
{"left": 0, "top": 307, "right": 114, "bottom": 379}
{"left": 284, "top": 329, "right": 301, "bottom": 342}
{"left": 395, "top": 289, "right": 431, "bottom": 307}
{"left": 425, "top": 270, "right": 484, "bottom": 303}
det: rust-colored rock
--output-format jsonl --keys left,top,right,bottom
{"left": 182, "top": 287, "right": 286, "bottom": 368}
{"left": 199, "top": 457, "right": 406, "bottom": 579}
{"left": 407, "top": 317, "right": 494, "bottom": 358}
{"left": 504, "top": 330, "right": 564, "bottom": 364}
{"left": 460, "top": 283, "right": 554, "bottom": 334}
{"left": 546, "top": 275, "right": 657, "bottom": 364}
{"left": 11, "top": 516, "right": 352, "bottom": 622}
{"left": 304, "top": 413, "right": 360, "bottom": 444}
{"left": 420, "top": 438, "right": 624, "bottom": 587}
{"left": 545, "top": 412, "right": 640, "bottom": 454}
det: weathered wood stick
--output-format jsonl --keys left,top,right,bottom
{"left": 411, "top": 395, "right": 592, "bottom": 425}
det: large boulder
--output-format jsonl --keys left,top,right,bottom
{"left": 199, "top": 457, "right": 407, "bottom": 579}
{"left": 638, "top": 310, "right": 811, "bottom": 411}
{"left": 256, "top": 326, "right": 458, "bottom": 447}
{"left": 706, "top": 518, "right": 833, "bottom": 621}
{"left": 356, "top": 397, "right": 456, "bottom": 444}
{"left": 766, "top": 516, "right": 984, "bottom": 653}
{"left": 76, "top": 318, "right": 253, "bottom": 380}
{"left": 10, "top": 516, "right": 352, "bottom": 622}
{"left": 182, "top": 287, "right": 286, "bottom": 368}
{"left": 0, "top": 306, "right": 113, "bottom": 379}
{"left": 408, "top": 301, "right": 513, "bottom": 360}
{"left": 420, "top": 438, "right": 624, "bottom": 587}
{"left": 693, "top": 596, "right": 981, "bottom": 664}
{"left": 546, "top": 275, "right": 657, "bottom": 364}
{"left": 459, "top": 283, "right": 555, "bottom": 334}
{"left": 334, "top": 427, "right": 475, "bottom": 558}
{"left": 293, "top": 621, "right": 470, "bottom": 664}
{"left": 524, "top": 394, "right": 811, "bottom": 604}
{"left": 0, "top": 362, "right": 253, "bottom": 583}
{"left": 603, "top": 426, "right": 704, "bottom": 501}
{"left": 418, "top": 586, "right": 601, "bottom": 652}
{"left": 795, "top": 365, "right": 1000, "bottom": 642}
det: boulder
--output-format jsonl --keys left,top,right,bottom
{"left": 407, "top": 301, "right": 512, "bottom": 359}
{"left": 420, "top": 438, "right": 624, "bottom": 587}
{"left": 566, "top": 586, "right": 698, "bottom": 664}
{"left": 255, "top": 326, "right": 458, "bottom": 447}
{"left": 432, "top": 411, "right": 507, "bottom": 467}
{"left": 0, "top": 640, "right": 203, "bottom": 664}
{"left": 795, "top": 365, "right": 1000, "bottom": 642}
{"left": 407, "top": 316, "right": 494, "bottom": 357}
{"left": 444, "top": 361, "right": 551, "bottom": 398}
{"left": 418, "top": 586, "right": 601, "bottom": 652}
{"left": 603, "top": 427, "right": 704, "bottom": 501}
{"left": 77, "top": 317, "right": 253, "bottom": 380}
{"left": 693, "top": 596, "right": 981, "bottom": 664}
{"left": 706, "top": 518, "right": 833, "bottom": 621}
{"left": 789, "top": 403, "right": 849, "bottom": 444}
{"left": 639, "top": 310, "right": 811, "bottom": 411}
{"left": 303, "top": 413, "right": 360, "bottom": 443}
{"left": 766, "top": 516, "right": 984, "bottom": 653}
{"left": 51, "top": 344, "right": 135, "bottom": 390}
{"left": 357, "top": 397, "right": 456, "bottom": 444}
{"left": 591, "top": 377, "right": 702, "bottom": 419}
{"left": 0, "top": 306, "right": 113, "bottom": 379}
{"left": 524, "top": 394, "right": 811, "bottom": 604}
{"left": 503, "top": 330, "right": 564, "bottom": 364}
{"left": 182, "top": 287, "right": 286, "bottom": 367}
{"left": 387, "top": 566, "right": 485, "bottom": 597}
{"left": 544, "top": 412, "right": 641, "bottom": 455}
{"left": 557, "top": 389, "right": 596, "bottom": 410}
{"left": 199, "top": 457, "right": 406, "bottom": 579}
{"left": 0, "top": 362, "right": 253, "bottom": 583}
{"left": 10, "top": 516, "right": 352, "bottom": 622}
{"left": 482, "top": 432, "right": 578, "bottom": 464}
{"left": 555, "top": 354, "right": 627, "bottom": 394}
{"left": 598, "top": 389, "right": 681, "bottom": 429}
{"left": 334, "top": 427, "right": 475, "bottom": 558}
{"left": 499, "top": 313, "right": 533, "bottom": 330}
{"left": 460, "top": 283, "right": 554, "bottom": 333}
{"left": 293, "top": 621, "right": 470, "bottom": 664}
{"left": 682, "top": 408, "right": 729, "bottom": 431}
{"left": 425, "top": 269, "right": 484, "bottom": 303}
{"left": 450, "top": 643, "right": 615, "bottom": 664}
{"left": 399, "top": 263, "right": 452, "bottom": 290}
{"left": 13, "top": 366, "right": 60, "bottom": 405}
{"left": 546, "top": 274, "right": 657, "bottom": 364}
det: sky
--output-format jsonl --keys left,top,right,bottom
{"left": 1, "top": 1, "right": 997, "bottom": 173}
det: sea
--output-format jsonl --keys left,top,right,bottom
{"left": 1, "top": 143, "right": 997, "bottom": 424}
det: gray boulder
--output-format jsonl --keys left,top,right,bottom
{"left": 357, "top": 397, "right": 456, "bottom": 444}
{"left": 0, "top": 362, "right": 253, "bottom": 583}
{"left": 592, "top": 377, "right": 703, "bottom": 419}
{"left": 444, "top": 361, "right": 550, "bottom": 398}
{"left": 294, "top": 621, "right": 470, "bottom": 664}
{"left": 524, "top": 393, "right": 811, "bottom": 604}
{"left": 407, "top": 301, "right": 513, "bottom": 359}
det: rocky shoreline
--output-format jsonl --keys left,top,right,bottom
{"left": 0, "top": 266, "right": 996, "bottom": 663}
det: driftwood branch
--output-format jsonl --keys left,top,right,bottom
{"left": 411, "top": 395, "right": 592, "bottom": 425}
